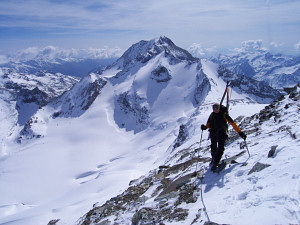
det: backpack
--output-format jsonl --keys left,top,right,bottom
{"left": 220, "top": 104, "right": 228, "bottom": 114}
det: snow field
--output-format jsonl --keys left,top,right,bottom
{"left": 0, "top": 40, "right": 299, "bottom": 225}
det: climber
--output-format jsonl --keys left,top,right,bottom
{"left": 201, "top": 103, "right": 247, "bottom": 171}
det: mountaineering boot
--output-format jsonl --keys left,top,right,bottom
{"left": 211, "top": 164, "right": 218, "bottom": 172}
{"left": 209, "top": 158, "right": 216, "bottom": 166}
{"left": 211, "top": 160, "right": 227, "bottom": 173}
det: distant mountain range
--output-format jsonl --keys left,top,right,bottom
{"left": 1, "top": 42, "right": 299, "bottom": 89}
{"left": 0, "top": 46, "right": 123, "bottom": 77}
{"left": 188, "top": 40, "right": 300, "bottom": 89}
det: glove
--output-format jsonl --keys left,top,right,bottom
{"left": 201, "top": 124, "right": 207, "bottom": 130}
{"left": 239, "top": 131, "right": 247, "bottom": 140}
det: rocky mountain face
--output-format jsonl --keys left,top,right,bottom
{"left": 17, "top": 73, "right": 107, "bottom": 143}
{"left": 75, "top": 86, "right": 300, "bottom": 225}
{"left": 0, "top": 68, "right": 78, "bottom": 144}
{"left": 2, "top": 69, "right": 78, "bottom": 108}
{"left": 1, "top": 69, "right": 78, "bottom": 98}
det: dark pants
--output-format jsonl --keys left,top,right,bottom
{"left": 210, "top": 130, "right": 227, "bottom": 165}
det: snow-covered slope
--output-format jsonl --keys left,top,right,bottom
{"left": 78, "top": 85, "right": 300, "bottom": 225}
{"left": 0, "top": 68, "right": 78, "bottom": 152}
{"left": 0, "top": 37, "right": 287, "bottom": 225}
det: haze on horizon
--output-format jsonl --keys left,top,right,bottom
{"left": 0, "top": 0, "right": 300, "bottom": 55}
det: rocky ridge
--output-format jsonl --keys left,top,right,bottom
{"left": 74, "top": 85, "right": 299, "bottom": 225}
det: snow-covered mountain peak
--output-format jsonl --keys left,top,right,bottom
{"left": 116, "top": 36, "right": 197, "bottom": 68}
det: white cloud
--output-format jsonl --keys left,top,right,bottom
{"left": 188, "top": 43, "right": 218, "bottom": 58}
{"left": 269, "top": 42, "right": 284, "bottom": 48}
{"left": 15, "top": 46, "right": 40, "bottom": 59}
{"left": 295, "top": 42, "right": 300, "bottom": 51}
{"left": 0, "top": 55, "right": 8, "bottom": 64}
{"left": 188, "top": 43, "right": 206, "bottom": 56}
{"left": 11, "top": 46, "right": 123, "bottom": 62}
{"left": 233, "top": 40, "right": 268, "bottom": 53}
{"left": 0, "top": 0, "right": 300, "bottom": 54}
{"left": 0, "top": 55, "right": 9, "bottom": 64}
{"left": 242, "top": 40, "right": 263, "bottom": 51}
{"left": 0, "top": 0, "right": 298, "bottom": 32}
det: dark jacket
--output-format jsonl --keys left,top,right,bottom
{"left": 205, "top": 109, "right": 241, "bottom": 135}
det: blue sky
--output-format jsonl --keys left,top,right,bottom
{"left": 0, "top": 0, "right": 300, "bottom": 55}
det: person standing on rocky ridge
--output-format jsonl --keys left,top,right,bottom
{"left": 201, "top": 103, "right": 247, "bottom": 171}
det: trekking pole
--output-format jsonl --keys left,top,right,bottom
{"left": 244, "top": 139, "right": 250, "bottom": 158}
{"left": 193, "top": 129, "right": 203, "bottom": 187}
{"left": 195, "top": 130, "right": 211, "bottom": 224}
{"left": 199, "top": 175, "right": 210, "bottom": 224}
{"left": 194, "top": 129, "right": 203, "bottom": 175}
